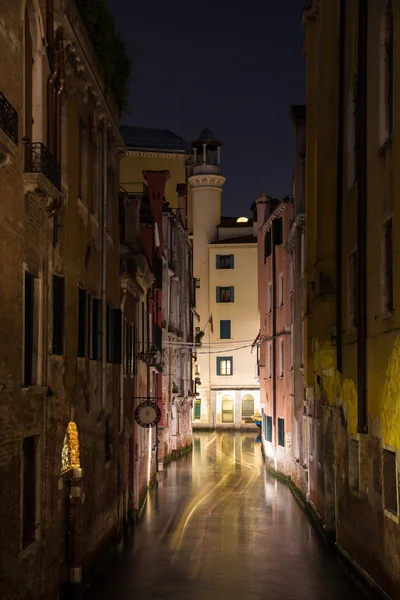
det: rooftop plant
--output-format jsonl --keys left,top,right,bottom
{"left": 75, "top": 0, "right": 131, "bottom": 112}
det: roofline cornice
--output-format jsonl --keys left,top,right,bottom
{"left": 208, "top": 243, "right": 257, "bottom": 249}
{"left": 125, "top": 150, "right": 187, "bottom": 160}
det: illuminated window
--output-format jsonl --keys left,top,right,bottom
{"left": 216, "top": 254, "right": 234, "bottom": 269}
{"left": 217, "top": 356, "right": 233, "bottom": 376}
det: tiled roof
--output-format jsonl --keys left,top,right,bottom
{"left": 211, "top": 235, "right": 257, "bottom": 245}
{"left": 121, "top": 125, "right": 189, "bottom": 153}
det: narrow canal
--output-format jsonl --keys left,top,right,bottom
{"left": 84, "top": 431, "right": 362, "bottom": 600}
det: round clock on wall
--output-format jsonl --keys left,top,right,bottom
{"left": 134, "top": 401, "right": 161, "bottom": 429}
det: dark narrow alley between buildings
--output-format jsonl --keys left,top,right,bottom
{"left": 84, "top": 432, "right": 361, "bottom": 600}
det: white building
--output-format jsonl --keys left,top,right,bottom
{"left": 189, "top": 130, "right": 260, "bottom": 429}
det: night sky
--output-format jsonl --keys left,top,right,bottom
{"left": 107, "top": 0, "right": 306, "bottom": 217}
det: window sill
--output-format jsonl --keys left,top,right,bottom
{"left": 19, "top": 538, "right": 40, "bottom": 560}
{"left": 378, "top": 135, "right": 393, "bottom": 157}
{"left": 51, "top": 354, "right": 64, "bottom": 361}
{"left": 383, "top": 508, "right": 399, "bottom": 524}
{"left": 381, "top": 310, "right": 394, "bottom": 320}
{"left": 22, "top": 385, "right": 47, "bottom": 394}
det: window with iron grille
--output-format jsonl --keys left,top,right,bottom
{"left": 383, "top": 448, "right": 397, "bottom": 515}
{"left": 278, "top": 417, "right": 285, "bottom": 447}
{"left": 52, "top": 274, "right": 65, "bottom": 355}
{"left": 22, "top": 435, "right": 38, "bottom": 548}
{"left": 77, "top": 287, "right": 87, "bottom": 358}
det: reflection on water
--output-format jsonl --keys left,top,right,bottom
{"left": 84, "top": 431, "right": 358, "bottom": 600}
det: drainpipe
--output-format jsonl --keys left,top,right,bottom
{"left": 272, "top": 222, "right": 277, "bottom": 449}
{"left": 357, "top": 0, "right": 368, "bottom": 434}
{"left": 56, "top": 31, "right": 65, "bottom": 164}
{"left": 336, "top": 0, "right": 346, "bottom": 373}
{"left": 120, "top": 288, "right": 127, "bottom": 433}
{"left": 47, "top": 45, "right": 59, "bottom": 154}
{"left": 101, "top": 119, "right": 108, "bottom": 413}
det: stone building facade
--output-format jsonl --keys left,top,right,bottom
{"left": 255, "top": 195, "right": 293, "bottom": 476}
{"left": 0, "top": 0, "right": 124, "bottom": 598}
{"left": 297, "top": 0, "right": 400, "bottom": 596}
{"left": 160, "top": 202, "right": 194, "bottom": 464}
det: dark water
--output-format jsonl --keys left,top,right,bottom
{"left": 84, "top": 431, "right": 359, "bottom": 600}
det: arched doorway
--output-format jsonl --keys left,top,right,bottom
{"left": 222, "top": 394, "right": 234, "bottom": 423}
{"left": 242, "top": 394, "right": 255, "bottom": 422}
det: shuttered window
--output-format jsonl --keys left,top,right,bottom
{"left": 89, "top": 296, "right": 101, "bottom": 360}
{"left": 273, "top": 217, "right": 283, "bottom": 245}
{"left": 266, "top": 415, "right": 273, "bottom": 442}
{"left": 24, "top": 272, "right": 35, "bottom": 386}
{"left": 77, "top": 287, "right": 87, "bottom": 358}
{"left": 220, "top": 320, "right": 231, "bottom": 339}
{"left": 217, "top": 356, "right": 233, "bottom": 376}
{"left": 216, "top": 286, "right": 234, "bottom": 303}
{"left": 278, "top": 417, "right": 285, "bottom": 447}
{"left": 216, "top": 254, "right": 234, "bottom": 269}
{"left": 107, "top": 306, "right": 122, "bottom": 364}
{"left": 52, "top": 275, "right": 65, "bottom": 355}
{"left": 264, "top": 231, "right": 272, "bottom": 262}
{"left": 194, "top": 399, "right": 201, "bottom": 420}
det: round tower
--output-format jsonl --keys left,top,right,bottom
{"left": 189, "top": 129, "right": 225, "bottom": 424}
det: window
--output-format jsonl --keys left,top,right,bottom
{"left": 348, "top": 250, "right": 358, "bottom": 329}
{"left": 383, "top": 448, "right": 397, "bottom": 515}
{"left": 242, "top": 394, "right": 254, "bottom": 420}
{"left": 301, "top": 232, "right": 305, "bottom": 278}
{"left": 264, "top": 231, "right": 272, "bottom": 262}
{"left": 279, "top": 274, "right": 284, "bottom": 307}
{"left": 382, "top": 218, "right": 394, "bottom": 314}
{"left": 107, "top": 167, "right": 114, "bottom": 236}
{"left": 266, "top": 415, "right": 273, "bottom": 442}
{"left": 52, "top": 274, "right": 65, "bottom": 355}
{"left": 289, "top": 259, "right": 293, "bottom": 294}
{"left": 273, "top": 217, "right": 283, "bottom": 245}
{"left": 216, "top": 286, "right": 234, "bottom": 303}
{"left": 24, "top": 272, "right": 35, "bottom": 386}
{"left": 381, "top": 2, "right": 394, "bottom": 143}
{"left": 267, "top": 342, "right": 272, "bottom": 379}
{"left": 194, "top": 399, "right": 201, "bottom": 420}
{"left": 24, "top": 6, "right": 33, "bottom": 139}
{"left": 217, "top": 356, "right": 233, "bottom": 376}
{"left": 349, "top": 438, "right": 359, "bottom": 492}
{"left": 22, "top": 435, "right": 38, "bottom": 548}
{"left": 89, "top": 295, "right": 101, "bottom": 360}
{"left": 220, "top": 320, "right": 231, "bottom": 339}
{"left": 78, "top": 120, "right": 89, "bottom": 205}
{"left": 124, "top": 321, "right": 135, "bottom": 375}
{"left": 301, "top": 320, "right": 304, "bottom": 368}
{"left": 222, "top": 394, "right": 234, "bottom": 423}
{"left": 279, "top": 338, "right": 284, "bottom": 377}
{"left": 105, "top": 418, "right": 112, "bottom": 462}
{"left": 216, "top": 254, "right": 234, "bottom": 269}
{"left": 267, "top": 282, "right": 272, "bottom": 314}
{"left": 77, "top": 287, "right": 87, "bottom": 358}
{"left": 278, "top": 417, "right": 285, "bottom": 447}
{"left": 107, "top": 305, "right": 122, "bottom": 364}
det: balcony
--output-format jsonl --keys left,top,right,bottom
{"left": 0, "top": 90, "right": 18, "bottom": 166}
{"left": 24, "top": 142, "right": 61, "bottom": 207}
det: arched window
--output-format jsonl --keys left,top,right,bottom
{"left": 24, "top": 5, "right": 33, "bottom": 139}
{"left": 242, "top": 394, "right": 254, "bottom": 421}
{"left": 380, "top": 1, "right": 394, "bottom": 143}
{"left": 221, "top": 394, "right": 234, "bottom": 423}
{"left": 61, "top": 422, "right": 81, "bottom": 473}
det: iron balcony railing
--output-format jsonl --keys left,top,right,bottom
{"left": 0, "top": 90, "right": 18, "bottom": 145}
{"left": 24, "top": 142, "right": 61, "bottom": 191}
